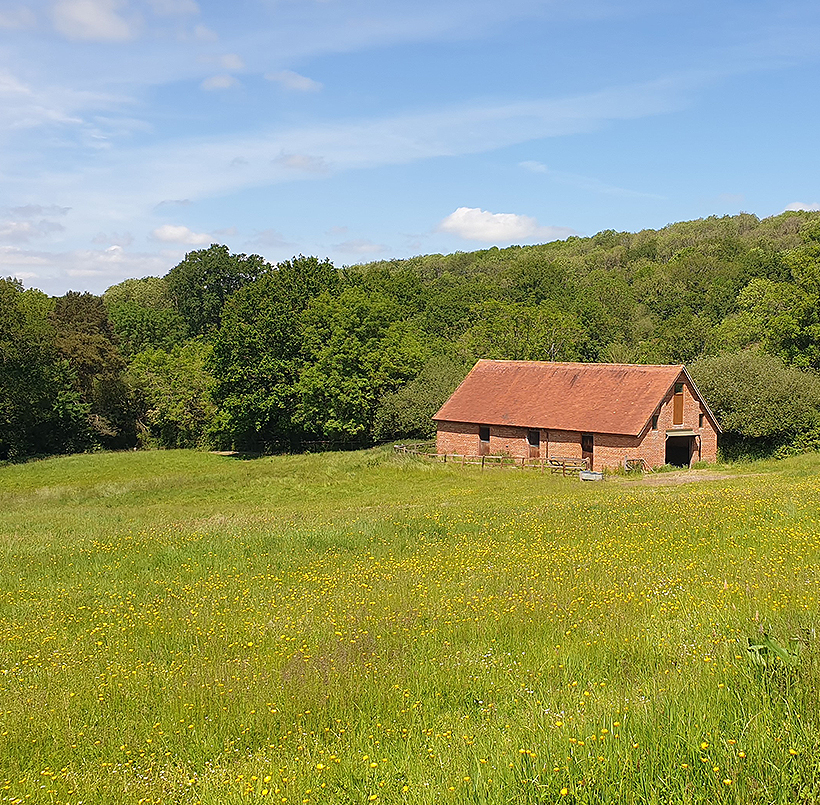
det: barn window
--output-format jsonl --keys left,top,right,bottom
{"left": 527, "top": 430, "right": 540, "bottom": 447}
{"left": 699, "top": 413, "right": 704, "bottom": 428}
{"left": 651, "top": 414, "right": 659, "bottom": 430}
{"left": 479, "top": 425, "right": 490, "bottom": 442}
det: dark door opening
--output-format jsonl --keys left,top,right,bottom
{"left": 665, "top": 435, "right": 693, "bottom": 467}
{"left": 581, "top": 433, "right": 593, "bottom": 468}
{"left": 478, "top": 425, "right": 490, "bottom": 456}
{"left": 527, "top": 429, "right": 540, "bottom": 458}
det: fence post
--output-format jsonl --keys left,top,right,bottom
{"left": 481, "top": 455, "right": 485, "bottom": 471}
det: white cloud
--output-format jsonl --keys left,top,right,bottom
{"left": 0, "top": 244, "right": 173, "bottom": 293}
{"left": 438, "top": 207, "right": 575, "bottom": 243}
{"left": 0, "top": 6, "right": 36, "bottom": 29}
{"left": 784, "top": 202, "right": 820, "bottom": 212}
{"left": 201, "top": 74, "right": 239, "bottom": 91}
{"left": 0, "top": 247, "right": 51, "bottom": 267}
{"left": 51, "top": 0, "right": 135, "bottom": 42}
{"left": 151, "top": 224, "right": 211, "bottom": 244}
{"left": 520, "top": 160, "right": 549, "bottom": 173}
{"left": 265, "top": 70, "right": 323, "bottom": 93}
{"left": 0, "top": 219, "right": 65, "bottom": 244}
{"left": 219, "top": 54, "right": 245, "bottom": 71}
{"left": 332, "top": 239, "right": 388, "bottom": 255}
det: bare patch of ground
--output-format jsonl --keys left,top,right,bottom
{"left": 616, "top": 469, "right": 751, "bottom": 486}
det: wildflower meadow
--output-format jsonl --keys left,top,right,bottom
{"left": 1, "top": 448, "right": 818, "bottom": 804}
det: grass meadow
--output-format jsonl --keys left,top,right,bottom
{"left": 1, "top": 448, "right": 819, "bottom": 804}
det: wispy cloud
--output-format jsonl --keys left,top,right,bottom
{"left": 51, "top": 0, "right": 136, "bottom": 42}
{"left": 146, "top": 0, "right": 200, "bottom": 17}
{"left": 200, "top": 74, "right": 240, "bottom": 91}
{"left": 219, "top": 53, "right": 245, "bottom": 71}
{"left": 519, "top": 160, "right": 663, "bottom": 199}
{"left": 265, "top": 70, "right": 322, "bottom": 92}
{"left": 0, "top": 68, "right": 130, "bottom": 133}
{"left": 438, "top": 207, "right": 574, "bottom": 243}
{"left": 54, "top": 73, "right": 694, "bottom": 209}
{"left": 273, "top": 153, "right": 330, "bottom": 174}
{"left": 9, "top": 204, "right": 71, "bottom": 217}
{"left": 0, "top": 6, "right": 36, "bottom": 29}
{"left": 332, "top": 238, "right": 388, "bottom": 255}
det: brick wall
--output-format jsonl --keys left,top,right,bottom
{"left": 435, "top": 421, "right": 479, "bottom": 455}
{"left": 434, "top": 370, "right": 719, "bottom": 469}
{"left": 547, "top": 430, "right": 583, "bottom": 460}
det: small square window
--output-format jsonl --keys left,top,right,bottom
{"left": 527, "top": 430, "right": 540, "bottom": 447}
{"left": 651, "top": 414, "right": 659, "bottom": 430}
{"left": 479, "top": 425, "right": 490, "bottom": 442}
{"left": 674, "top": 382, "right": 684, "bottom": 395}
{"left": 699, "top": 413, "right": 704, "bottom": 428}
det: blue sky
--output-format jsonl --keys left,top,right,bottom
{"left": 2, "top": 0, "right": 819, "bottom": 295}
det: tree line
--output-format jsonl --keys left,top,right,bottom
{"left": 3, "top": 210, "right": 820, "bottom": 462}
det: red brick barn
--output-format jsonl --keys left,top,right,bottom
{"left": 433, "top": 360, "right": 720, "bottom": 471}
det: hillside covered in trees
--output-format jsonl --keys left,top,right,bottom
{"left": 3, "top": 210, "right": 820, "bottom": 462}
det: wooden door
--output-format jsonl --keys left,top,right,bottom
{"left": 581, "top": 433, "right": 593, "bottom": 468}
{"left": 673, "top": 382, "right": 684, "bottom": 425}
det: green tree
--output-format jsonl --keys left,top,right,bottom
{"left": 127, "top": 341, "right": 217, "bottom": 449}
{"left": 459, "top": 300, "right": 588, "bottom": 362}
{"left": 690, "top": 351, "right": 820, "bottom": 456}
{"left": 103, "top": 277, "right": 188, "bottom": 359}
{"left": 0, "top": 279, "right": 90, "bottom": 459}
{"left": 295, "top": 287, "right": 428, "bottom": 441}
{"left": 51, "top": 291, "right": 133, "bottom": 447}
{"left": 165, "top": 245, "right": 267, "bottom": 337}
{"left": 373, "top": 354, "right": 469, "bottom": 441}
{"left": 210, "top": 256, "right": 338, "bottom": 450}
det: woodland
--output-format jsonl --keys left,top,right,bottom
{"left": 3, "top": 210, "right": 820, "bottom": 462}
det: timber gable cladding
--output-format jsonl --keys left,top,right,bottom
{"left": 433, "top": 360, "right": 720, "bottom": 471}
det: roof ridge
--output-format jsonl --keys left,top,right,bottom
{"left": 476, "top": 359, "right": 682, "bottom": 369}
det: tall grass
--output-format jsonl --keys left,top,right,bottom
{"left": 1, "top": 449, "right": 819, "bottom": 803}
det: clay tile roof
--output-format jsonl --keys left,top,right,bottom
{"left": 434, "top": 360, "right": 688, "bottom": 437}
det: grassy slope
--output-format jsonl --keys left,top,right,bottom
{"left": 1, "top": 449, "right": 819, "bottom": 804}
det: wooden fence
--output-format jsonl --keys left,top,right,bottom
{"left": 393, "top": 444, "right": 589, "bottom": 475}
